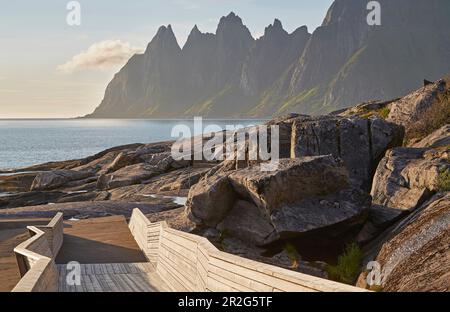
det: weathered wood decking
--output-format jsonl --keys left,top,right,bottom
{"left": 57, "top": 263, "right": 169, "bottom": 292}
{"left": 55, "top": 216, "right": 168, "bottom": 292}
{"left": 56, "top": 216, "right": 147, "bottom": 264}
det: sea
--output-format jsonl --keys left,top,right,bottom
{"left": 0, "top": 119, "right": 264, "bottom": 171}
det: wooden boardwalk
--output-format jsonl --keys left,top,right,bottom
{"left": 53, "top": 216, "right": 168, "bottom": 292}
{"left": 0, "top": 218, "right": 50, "bottom": 292}
{"left": 56, "top": 216, "right": 147, "bottom": 264}
{"left": 57, "top": 263, "right": 169, "bottom": 292}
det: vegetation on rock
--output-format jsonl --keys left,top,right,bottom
{"left": 327, "top": 243, "right": 363, "bottom": 285}
{"left": 437, "top": 168, "right": 450, "bottom": 192}
{"left": 405, "top": 88, "right": 450, "bottom": 143}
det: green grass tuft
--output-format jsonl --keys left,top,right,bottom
{"left": 284, "top": 243, "right": 301, "bottom": 269}
{"left": 379, "top": 107, "right": 391, "bottom": 119}
{"left": 327, "top": 243, "right": 364, "bottom": 285}
{"left": 438, "top": 168, "right": 450, "bottom": 192}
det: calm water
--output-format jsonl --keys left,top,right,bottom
{"left": 0, "top": 119, "right": 263, "bottom": 171}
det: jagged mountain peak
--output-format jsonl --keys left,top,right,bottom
{"left": 263, "top": 18, "right": 287, "bottom": 37}
{"left": 216, "top": 12, "right": 249, "bottom": 35}
{"left": 273, "top": 18, "right": 283, "bottom": 29}
{"left": 191, "top": 24, "right": 200, "bottom": 34}
{"left": 146, "top": 24, "right": 180, "bottom": 52}
{"left": 291, "top": 25, "right": 309, "bottom": 36}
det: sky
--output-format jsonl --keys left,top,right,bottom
{"left": 0, "top": 0, "right": 334, "bottom": 118}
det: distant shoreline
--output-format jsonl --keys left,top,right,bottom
{"left": 0, "top": 117, "right": 269, "bottom": 121}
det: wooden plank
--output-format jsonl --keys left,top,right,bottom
{"left": 208, "top": 256, "right": 315, "bottom": 292}
{"left": 159, "top": 237, "right": 197, "bottom": 263}
{"left": 103, "top": 273, "right": 121, "bottom": 292}
{"left": 208, "top": 263, "right": 273, "bottom": 292}
{"left": 208, "top": 270, "right": 254, "bottom": 292}
{"left": 156, "top": 260, "right": 188, "bottom": 292}
{"left": 158, "top": 254, "right": 195, "bottom": 291}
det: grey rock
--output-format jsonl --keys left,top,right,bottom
{"left": 360, "top": 193, "right": 450, "bottom": 292}
{"left": 387, "top": 80, "right": 447, "bottom": 129}
{"left": 30, "top": 170, "right": 92, "bottom": 191}
{"left": 187, "top": 157, "right": 370, "bottom": 246}
{"left": 97, "top": 164, "right": 161, "bottom": 190}
{"left": 185, "top": 173, "right": 237, "bottom": 227}
{"left": 412, "top": 125, "right": 450, "bottom": 149}
{"left": 228, "top": 156, "right": 349, "bottom": 213}
{"left": 271, "top": 188, "right": 370, "bottom": 238}
{"left": 291, "top": 115, "right": 403, "bottom": 189}
{"left": 217, "top": 200, "right": 276, "bottom": 246}
{"left": 370, "top": 146, "right": 449, "bottom": 226}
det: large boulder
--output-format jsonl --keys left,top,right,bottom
{"left": 185, "top": 173, "right": 237, "bottom": 227}
{"left": 359, "top": 193, "right": 450, "bottom": 292}
{"left": 228, "top": 156, "right": 349, "bottom": 212}
{"left": 217, "top": 200, "right": 276, "bottom": 246}
{"left": 187, "top": 157, "right": 371, "bottom": 246}
{"left": 370, "top": 146, "right": 449, "bottom": 227}
{"left": 270, "top": 188, "right": 370, "bottom": 239}
{"left": 30, "top": 170, "right": 92, "bottom": 191}
{"left": 291, "top": 115, "right": 404, "bottom": 189}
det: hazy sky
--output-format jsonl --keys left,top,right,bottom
{"left": 0, "top": 0, "right": 333, "bottom": 118}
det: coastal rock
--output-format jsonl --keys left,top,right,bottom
{"left": 387, "top": 79, "right": 447, "bottom": 130}
{"left": 370, "top": 146, "right": 449, "bottom": 227}
{"left": 187, "top": 157, "right": 370, "bottom": 246}
{"left": 360, "top": 193, "right": 450, "bottom": 292}
{"left": 30, "top": 170, "right": 93, "bottom": 191}
{"left": 412, "top": 125, "right": 450, "bottom": 148}
{"left": 0, "top": 201, "right": 170, "bottom": 219}
{"left": 270, "top": 188, "right": 370, "bottom": 239}
{"left": 97, "top": 163, "right": 161, "bottom": 190}
{"left": 141, "top": 152, "right": 191, "bottom": 171}
{"left": 217, "top": 200, "right": 276, "bottom": 246}
{"left": 108, "top": 166, "right": 212, "bottom": 201}
{"left": 105, "top": 151, "right": 142, "bottom": 173}
{"left": 0, "top": 191, "right": 66, "bottom": 209}
{"left": 290, "top": 116, "right": 404, "bottom": 189}
{"left": 186, "top": 173, "right": 237, "bottom": 227}
{"left": 228, "top": 156, "right": 349, "bottom": 212}
{"left": 0, "top": 172, "right": 38, "bottom": 193}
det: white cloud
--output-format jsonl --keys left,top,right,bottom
{"left": 58, "top": 40, "right": 143, "bottom": 73}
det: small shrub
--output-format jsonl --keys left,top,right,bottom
{"left": 327, "top": 243, "right": 364, "bottom": 285}
{"left": 438, "top": 168, "right": 450, "bottom": 192}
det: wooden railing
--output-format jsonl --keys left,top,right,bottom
{"left": 12, "top": 213, "right": 63, "bottom": 292}
{"left": 129, "top": 209, "right": 366, "bottom": 292}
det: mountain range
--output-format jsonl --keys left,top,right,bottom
{"left": 87, "top": 0, "right": 450, "bottom": 118}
